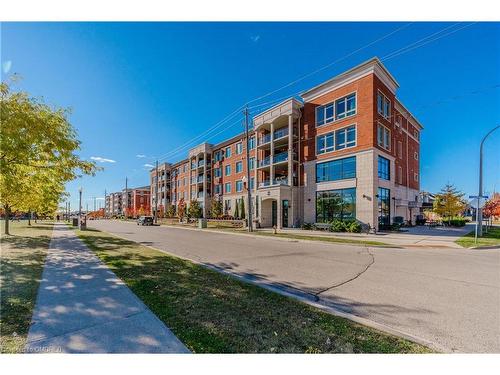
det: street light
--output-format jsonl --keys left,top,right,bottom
{"left": 477, "top": 125, "right": 500, "bottom": 237}
{"left": 78, "top": 187, "right": 83, "bottom": 230}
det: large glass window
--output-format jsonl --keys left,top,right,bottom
{"left": 225, "top": 165, "right": 231, "bottom": 176}
{"left": 315, "top": 103, "right": 334, "bottom": 126}
{"left": 377, "top": 92, "right": 391, "bottom": 119}
{"left": 316, "top": 188, "right": 356, "bottom": 223}
{"left": 236, "top": 180, "right": 243, "bottom": 192}
{"left": 378, "top": 187, "right": 390, "bottom": 227}
{"left": 317, "top": 125, "right": 356, "bottom": 154}
{"left": 335, "top": 93, "right": 356, "bottom": 119}
{"left": 378, "top": 156, "right": 390, "bottom": 180}
{"left": 377, "top": 124, "right": 391, "bottom": 150}
{"left": 316, "top": 156, "right": 356, "bottom": 183}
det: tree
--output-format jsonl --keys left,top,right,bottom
{"left": 240, "top": 197, "right": 246, "bottom": 220}
{"left": 483, "top": 193, "right": 500, "bottom": 220}
{"left": 0, "top": 80, "right": 99, "bottom": 234}
{"left": 177, "top": 198, "right": 186, "bottom": 222}
{"left": 166, "top": 204, "right": 176, "bottom": 218}
{"left": 234, "top": 200, "right": 240, "bottom": 219}
{"left": 210, "top": 198, "right": 223, "bottom": 218}
{"left": 433, "top": 183, "right": 466, "bottom": 223}
{"left": 188, "top": 199, "right": 202, "bottom": 219}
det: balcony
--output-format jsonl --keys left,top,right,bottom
{"left": 197, "top": 175, "right": 204, "bottom": 183}
{"left": 258, "top": 133, "right": 271, "bottom": 146}
{"left": 197, "top": 192, "right": 204, "bottom": 199}
{"left": 273, "top": 127, "right": 289, "bottom": 140}
{"left": 197, "top": 160, "right": 205, "bottom": 168}
{"left": 273, "top": 151, "right": 288, "bottom": 164}
{"left": 258, "top": 178, "right": 289, "bottom": 188}
{"left": 258, "top": 156, "right": 271, "bottom": 168}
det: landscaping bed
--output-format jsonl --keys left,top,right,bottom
{"left": 76, "top": 227, "right": 429, "bottom": 353}
{"left": 455, "top": 227, "right": 500, "bottom": 248}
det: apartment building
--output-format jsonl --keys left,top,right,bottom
{"left": 105, "top": 186, "right": 151, "bottom": 217}
{"left": 149, "top": 57, "right": 422, "bottom": 230}
{"left": 151, "top": 162, "right": 172, "bottom": 217}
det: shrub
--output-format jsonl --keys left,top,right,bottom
{"left": 448, "top": 217, "right": 466, "bottom": 227}
{"left": 302, "top": 222, "right": 314, "bottom": 230}
{"left": 330, "top": 219, "right": 346, "bottom": 232}
{"left": 346, "top": 221, "right": 362, "bottom": 233}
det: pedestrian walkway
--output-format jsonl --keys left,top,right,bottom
{"left": 25, "top": 223, "right": 189, "bottom": 353}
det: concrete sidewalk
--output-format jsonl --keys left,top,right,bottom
{"left": 25, "top": 223, "right": 189, "bottom": 353}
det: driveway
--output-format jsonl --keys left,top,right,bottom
{"left": 89, "top": 220, "right": 500, "bottom": 353}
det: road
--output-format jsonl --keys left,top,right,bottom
{"left": 88, "top": 220, "right": 500, "bottom": 353}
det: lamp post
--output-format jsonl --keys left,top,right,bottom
{"left": 78, "top": 187, "right": 82, "bottom": 230}
{"left": 477, "top": 125, "right": 500, "bottom": 237}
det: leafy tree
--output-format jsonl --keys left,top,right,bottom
{"left": 166, "top": 204, "right": 176, "bottom": 218}
{"left": 234, "top": 200, "right": 240, "bottom": 219}
{"left": 240, "top": 197, "right": 246, "bottom": 220}
{"left": 210, "top": 198, "right": 223, "bottom": 218}
{"left": 433, "top": 183, "right": 466, "bottom": 223}
{"left": 0, "top": 80, "right": 99, "bottom": 234}
{"left": 483, "top": 193, "right": 500, "bottom": 219}
{"left": 188, "top": 199, "right": 202, "bottom": 219}
{"left": 178, "top": 198, "right": 186, "bottom": 222}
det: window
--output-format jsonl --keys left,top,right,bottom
{"left": 214, "top": 151, "right": 222, "bottom": 162}
{"left": 397, "top": 141, "right": 403, "bottom": 158}
{"left": 377, "top": 91, "right": 391, "bottom": 119}
{"left": 225, "top": 165, "right": 231, "bottom": 176}
{"left": 414, "top": 172, "right": 419, "bottom": 182}
{"left": 414, "top": 152, "right": 419, "bottom": 161}
{"left": 315, "top": 103, "right": 334, "bottom": 126}
{"left": 225, "top": 146, "right": 231, "bottom": 158}
{"left": 377, "top": 187, "right": 390, "bottom": 227}
{"left": 236, "top": 142, "right": 243, "bottom": 154}
{"left": 316, "top": 188, "right": 356, "bottom": 223}
{"left": 335, "top": 93, "right": 356, "bottom": 119}
{"left": 315, "top": 93, "right": 357, "bottom": 127}
{"left": 377, "top": 124, "right": 391, "bottom": 150}
{"left": 214, "top": 184, "right": 222, "bottom": 194}
{"left": 214, "top": 167, "right": 221, "bottom": 178}
{"left": 248, "top": 136, "right": 255, "bottom": 150}
{"left": 335, "top": 125, "right": 356, "bottom": 149}
{"left": 249, "top": 157, "right": 255, "bottom": 170}
{"left": 317, "top": 125, "right": 356, "bottom": 154}
{"left": 250, "top": 177, "right": 255, "bottom": 190}
{"left": 224, "top": 182, "right": 231, "bottom": 193}
{"left": 316, "top": 156, "right": 356, "bottom": 183}
{"left": 398, "top": 166, "right": 403, "bottom": 184}
{"left": 236, "top": 180, "right": 243, "bottom": 192}
{"left": 316, "top": 132, "right": 334, "bottom": 154}
{"left": 378, "top": 156, "right": 390, "bottom": 180}
{"left": 236, "top": 161, "right": 243, "bottom": 173}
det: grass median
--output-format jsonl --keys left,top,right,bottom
{"left": 455, "top": 226, "right": 500, "bottom": 248}
{"left": 76, "top": 227, "right": 430, "bottom": 353}
{"left": 0, "top": 220, "right": 53, "bottom": 353}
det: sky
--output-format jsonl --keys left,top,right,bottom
{"left": 1, "top": 22, "right": 499, "bottom": 211}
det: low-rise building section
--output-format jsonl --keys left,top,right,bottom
{"left": 105, "top": 186, "right": 151, "bottom": 218}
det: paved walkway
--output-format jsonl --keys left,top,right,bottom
{"left": 25, "top": 223, "right": 189, "bottom": 353}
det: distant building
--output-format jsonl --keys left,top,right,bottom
{"left": 105, "top": 186, "right": 150, "bottom": 217}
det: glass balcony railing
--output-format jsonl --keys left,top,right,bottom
{"left": 198, "top": 160, "right": 205, "bottom": 168}
{"left": 197, "top": 176, "right": 204, "bottom": 183}
{"left": 258, "top": 178, "right": 289, "bottom": 188}
{"left": 259, "top": 133, "right": 271, "bottom": 145}
{"left": 197, "top": 192, "right": 204, "bottom": 199}
{"left": 258, "top": 156, "right": 271, "bottom": 167}
{"left": 273, "top": 127, "right": 289, "bottom": 140}
{"left": 273, "top": 151, "right": 288, "bottom": 164}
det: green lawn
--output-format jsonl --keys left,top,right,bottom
{"left": 0, "top": 220, "right": 53, "bottom": 353}
{"left": 455, "top": 226, "right": 500, "bottom": 248}
{"left": 76, "top": 227, "right": 430, "bottom": 353}
{"left": 248, "top": 231, "right": 392, "bottom": 247}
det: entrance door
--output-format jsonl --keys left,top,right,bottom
{"left": 271, "top": 200, "right": 277, "bottom": 227}
{"left": 282, "top": 200, "right": 289, "bottom": 228}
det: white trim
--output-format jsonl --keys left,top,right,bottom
{"left": 315, "top": 90, "right": 358, "bottom": 127}
{"left": 377, "top": 122, "right": 391, "bottom": 151}
{"left": 315, "top": 123, "right": 357, "bottom": 156}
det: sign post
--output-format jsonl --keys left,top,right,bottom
{"left": 469, "top": 195, "right": 488, "bottom": 244}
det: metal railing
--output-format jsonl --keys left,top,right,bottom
{"left": 273, "top": 151, "right": 288, "bottom": 163}
{"left": 258, "top": 156, "right": 271, "bottom": 167}
{"left": 273, "top": 127, "right": 289, "bottom": 140}
{"left": 259, "top": 133, "right": 271, "bottom": 145}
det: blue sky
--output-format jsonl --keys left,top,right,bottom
{"left": 1, "top": 22, "right": 499, "bottom": 210}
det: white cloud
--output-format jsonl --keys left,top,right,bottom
{"left": 143, "top": 163, "right": 155, "bottom": 168}
{"left": 2, "top": 60, "right": 12, "bottom": 74}
{"left": 96, "top": 197, "right": 105, "bottom": 201}
{"left": 90, "top": 156, "right": 116, "bottom": 163}
{"left": 136, "top": 154, "right": 146, "bottom": 158}
{"left": 250, "top": 35, "right": 261, "bottom": 42}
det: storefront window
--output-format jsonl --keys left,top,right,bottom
{"left": 316, "top": 188, "right": 356, "bottom": 223}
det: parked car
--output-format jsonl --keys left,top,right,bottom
{"left": 137, "top": 216, "right": 154, "bottom": 226}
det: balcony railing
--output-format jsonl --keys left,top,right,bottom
{"left": 258, "top": 178, "right": 289, "bottom": 188}
{"left": 258, "top": 156, "right": 271, "bottom": 167}
{"left": 197, "top": 176, "right": 204, "bottom": 183}
{"left": 198, "top": 160, "right": 205, "bottom": 168}
{"left": 258, "top": 133, "right": 271, "bottom": 145}
{"left": 273, "top": 127, "right": 289, "bottom": 140}
{"left": 273, "top": 151, "right": 288, "bottom": 164}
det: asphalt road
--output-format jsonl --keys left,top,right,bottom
{"left": 88, "top": 220, "right": 500, "bottom": 353}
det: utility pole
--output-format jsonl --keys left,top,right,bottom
{"left": 477, "top": 125, "right": 500, "bottom": 236}
{"left": 154, "top": 160, "right": 159, "bottom": 223}
{"left": 104, "top": 189, "right": 107, "bottom": 218}
{"left": 244, "top": 105, "right": 253, "bottom": 232}
{"left": 125, "top": 177, "right": 128, "bottom": 217}
{"left": 93, "top": 196, "right": 96, "bottom": 212}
